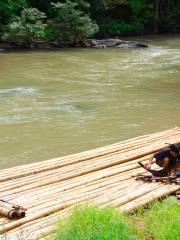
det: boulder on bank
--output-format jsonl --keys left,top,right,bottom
{"left": 84, "top": 39, "right": 148, "bottom": 48}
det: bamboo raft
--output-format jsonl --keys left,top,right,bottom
{"left": 0, "top": 128, "right": 180, "bottom": 240}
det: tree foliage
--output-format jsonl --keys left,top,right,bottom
{"left": 0, "top": 0, "right": 28, "bottom": 37}
{"left": 49, "top": 0, "right": 99, "bottom": 43}
{"left": 3, "top": 8, "right": 47, "bottom": 47}
{"left": 0, "top": 0, "right": 179, "bottom": 46}
{"left": 0, "top": 0, "right": 28, "bottom": 23}
{"left": 103, "top": 0, "right": 129, "bottom": 9}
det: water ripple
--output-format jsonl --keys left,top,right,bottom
{"left": 0, "top": 87, "right": 37, "bottom": 95}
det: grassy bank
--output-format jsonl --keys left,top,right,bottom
{"left": 53, "top": 197, "right": 179, "bottom": 240}
{"left": 54, "top": 205, "right": 139, "bottom": 240}
{"left": 129, "top": 197, "right": 180, "bottom": 240}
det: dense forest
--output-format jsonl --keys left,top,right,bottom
{"left": 0, "top": 0, "right": 180, "bottom": 47}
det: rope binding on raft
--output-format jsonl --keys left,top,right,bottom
{"left": 0, "top": 199, "right": 27, "bottom": 219}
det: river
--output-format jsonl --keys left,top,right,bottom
{"left": 0, "top": 35, "right": 180, "bottom": 169}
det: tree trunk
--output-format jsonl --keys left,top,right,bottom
{"left": 154, "top": 0, "right": 159, "bottom": 33}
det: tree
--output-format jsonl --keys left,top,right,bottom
{"left": 0, "top": 0, "right": 179, "bottom": 44}
{"left": 102, "top": 0, "right": 128, "bottom": 8}
{"left": 3, "top": 8, "right": 47, "bottom": 47}
{"left": 0, "top": 0, "right": 28, "bottom": 38}
{"left": 0, "top": 0, "right": 28, "bottom": 23}
{"left": 49, "top": 0, "right": 99, "bottom": 44}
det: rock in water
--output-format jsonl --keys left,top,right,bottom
{"left": 84, "top": 39, "right": 148, "bottom": 48}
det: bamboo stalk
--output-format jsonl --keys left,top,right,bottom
{"left": 23, "top": 179, "right": 138, "bottom": 210}
{"left": 100, "top": 182, "right": 160, "bottom": 207}
{"left": 0, "top": 155, "right": 146, "bottom": 194}
{"left": 26, "top": 180, "right": 138, "bottom": 214}
{"left": 1, "top": 160, "right": 143, "bottom": 199}
{"left": 3, "top": 157, "right": 146, "bottom": 199}
{"left": 120, "top": 184, "right": 180, "bottom": 212}
{"left": 9, "top": 172, "right": 138, "bottom": 206}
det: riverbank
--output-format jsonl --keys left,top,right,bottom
{"left": 0, "top": 38, "right": 148, "bottom": 52}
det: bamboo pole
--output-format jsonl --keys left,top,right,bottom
{"left": 26, "top": 179, "right": 139, "bottom": 214}
{"left": 0, "top": 159, "right": 145, "bottom": 199}
{"left": 0, "top": 154, "right": 147, "bottom": 194}
{"left": 3, "top": 158, "right": 145, "bottom": 201}
{"left": 99, "top": 182, "right": 160, "bottom": 207}
{"left": 120, "top": 184, "right": 180, "bottom": 212}
{"left": 24, "top": 179, "right": 139, "bottom": 210}
{"left": 15, "top": 181, "right": 153, "bottom": 215}
{"left": 8, "top": 172, "right": 139, "bottom": 206}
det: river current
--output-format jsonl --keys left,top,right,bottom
{"left": 0, "top": 35, "right": 180, "bottom": 169}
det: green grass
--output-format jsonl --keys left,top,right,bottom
{"left": 129, "top": 197, "right": 180, "bottom": 240}
{"left": 53, "top": 197, "right": 180, "bottom": 240}
{"left": 54, "top": 205, "right": 139, "bottom": 240}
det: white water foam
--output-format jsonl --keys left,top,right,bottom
{"left": 0, "top": 87, "right": 37, "bottom": 95}
{"left": 142, "top": 45, "right": 168, "bottom": 58}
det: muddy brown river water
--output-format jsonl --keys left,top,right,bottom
{"left": 0, "top": 35, "right": 180, "bottom": 169}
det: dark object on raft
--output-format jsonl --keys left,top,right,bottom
{"left": 0, "top": 199, "right": 27, "bottom": 219}
{"left": 132, "top": 172, "right": 180, "bottom": 185}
